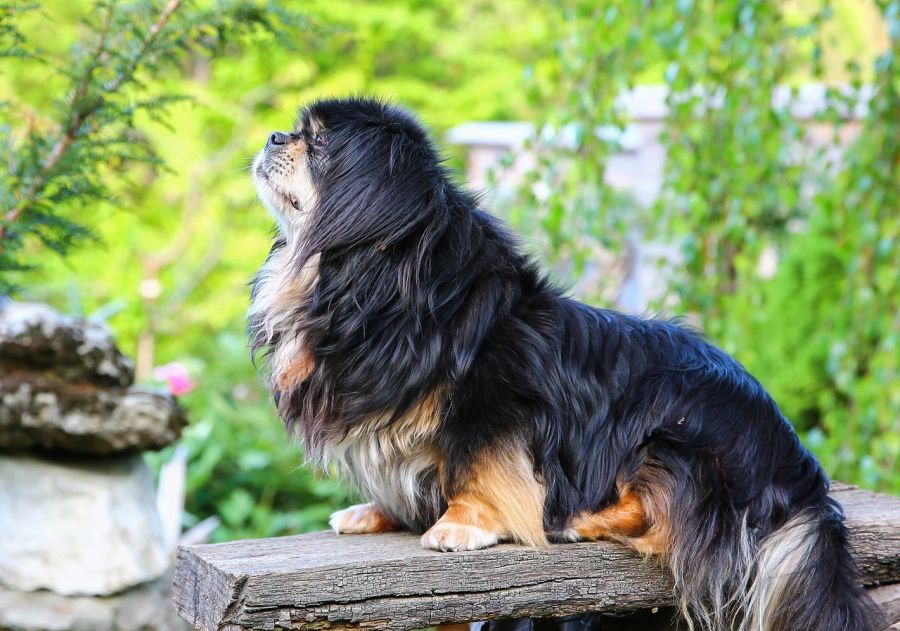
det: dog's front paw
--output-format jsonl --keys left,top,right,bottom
{"left": 420, "top": 520, "right": 500, "bottom": 552}
{"left": 329, "top": 503, "right": 397, "bottom": 534}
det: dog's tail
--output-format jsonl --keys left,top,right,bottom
{"left": 665, "top": 481, "right": 880, "bottom": 631}
{"left": 738, "top": 498, "right": 879, "bottom": 631}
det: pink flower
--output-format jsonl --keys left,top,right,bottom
{"left": 153, "top": 362, "right": 196, "bottom": 396}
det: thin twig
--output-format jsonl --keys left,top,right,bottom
{"left": 3, "top": 3, "right": 114, "bottom": 226}
{"left": 105, "top": 0, "right": 183, "bottom": 94}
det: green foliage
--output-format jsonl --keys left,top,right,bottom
{"left": 0, "top": 2, "right": 38, "bottom": 60}
{"left": 651, "top": 0, "right": 816, "bottom": 334}
{"left": 0, "top": 0, "right": 302, "bottom": 292}
{"left": 658, "top": 0, "right": 899, "bottom": 491}
{"left": 523, "top": 0, "right": 898, "bottom": 492}
{"left": 293, "top": 1, "right": 554, "bottom": 131}
{"left": 735, "top": 3, "right": 899, "bottom": 489}
{"left": 502, "top": 2, "right": 650, "bottom": 294}
{"left": 2, "top": 0, "right": 896, "bottom": 541}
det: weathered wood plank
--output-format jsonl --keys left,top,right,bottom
{"left": 174, "top": 484, "right": 900, "bottom": 631}
{"left": 870, "top": 583, "right": 900, "bottom": 630}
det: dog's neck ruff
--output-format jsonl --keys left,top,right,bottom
{"left": 249, "top": 232, "right": 446, "bottom": 529}
{"left": 248, "top": 237, "right": 318, "bottom": 400}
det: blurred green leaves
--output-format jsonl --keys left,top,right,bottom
{"left": 0, "top": 0, "right": 306, "bottom": 293}
{"left": 522, "top": 0, "right": 898, "bottom": 491}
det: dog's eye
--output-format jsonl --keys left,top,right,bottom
{"left": 313, "top": 133, "right": 325, "bottom": 147}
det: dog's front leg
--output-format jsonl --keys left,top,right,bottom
{"left": 421, "top": 446, "right": 547, "bottom": 552}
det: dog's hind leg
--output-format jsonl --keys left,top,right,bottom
{"left": 568, "top": 472, "right": 673, "bottom": 557}
{"left": 569, "top": 486, "right": 647, "bottom": 540}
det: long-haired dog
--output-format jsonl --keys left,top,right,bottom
{"left": 249, "top": 97, "right": 877, "bottom": 631}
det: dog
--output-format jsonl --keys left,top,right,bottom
{"left": 248, "top": 97, "right": 877, "bottom": 631}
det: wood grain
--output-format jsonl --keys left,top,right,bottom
{"left": 174, "top": 484, "right": 900, "bottom": 630}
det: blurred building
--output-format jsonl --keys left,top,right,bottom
{"left": 446, "top": 84, "right": 868, "bottom": 313}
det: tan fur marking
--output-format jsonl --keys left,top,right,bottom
{"left": 569, "top": 468, "right": 675, "bottom": 558}
{"left": 275, "top": 346, "right": 315, "bottom": 390}
{"left": 630, "top": 463, "right": 676, "bottom": 558}
{"left": 423, "top": 446, "right": 547, "bottom": 550}
{"left": 250, "top": 246, "right": 320, "bottom": 395}
{"left": 440, "top": 498, "right": 505, "bottom": 533}
{"left": 375, "top": 391, "right": 443, "bottom": 451}
{"left": 570, "top": 486, "right": 647, "bottom": 540}
{"left": 629, "top": 530, "right": 670, "bottom": 556}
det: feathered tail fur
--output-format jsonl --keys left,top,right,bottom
{"left": 667, "top": 484, "right": 880, "bottom": 631}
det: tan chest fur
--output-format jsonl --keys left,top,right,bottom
{"left": 249, "top": 243, "right": 320, "bottom": 392}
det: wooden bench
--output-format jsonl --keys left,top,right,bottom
{"left": 174, "top": 483, "right": 900, "bottom": 630}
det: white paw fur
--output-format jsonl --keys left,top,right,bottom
{"left": 420, "top": 521, "right": 500, "bottom": 552}
{"left": 329, "top": 503, "right": 388, "bottom": 534}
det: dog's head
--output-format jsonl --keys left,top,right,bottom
{"left": 252, "top": 109, "right": 325, "bottom": 237}
{"left": 252, "top": 97, "right": 443, "bottom": 253}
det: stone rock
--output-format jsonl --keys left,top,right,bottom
{"left": 0, "top": 570, "right": 191, "bottom": 631}
{"left": 0, "top": 453, "right": 170, "bottom": 597}
{"left": 0, "top": 375, "right": 187, "bottom": 454}
{"left": 0, "top": 301, "right": 134, "bottom": 387}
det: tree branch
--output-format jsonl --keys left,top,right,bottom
{"left": 0, "top": 0, "right": 184, "bottom": 247}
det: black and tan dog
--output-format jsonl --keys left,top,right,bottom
{"left": 248, "top": 97, "right": 876, "bottom": 631}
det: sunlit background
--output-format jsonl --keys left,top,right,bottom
{"left": 2, "top": 0, "right": 896, "bottom": 554}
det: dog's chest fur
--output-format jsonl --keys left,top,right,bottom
{"left": 320, "top": 397, "right": 444, "bottom": 531}
{"left": 252, "top": 247, "right": 444, "bottom": 530}
{"left": 249, "top": 241, "right": 319, "bottom": 390}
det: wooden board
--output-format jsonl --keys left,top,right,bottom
{"left": 174, "top": 484, "right": 900, "bottom": 630}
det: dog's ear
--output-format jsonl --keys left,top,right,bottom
{"left": 297, "top": 128, "right": 440, "bottom": 266}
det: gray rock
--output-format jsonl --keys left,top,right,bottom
{"left": 0, "top": 376, "right": 186, "bottom": 454}
{"left": 0, "top": 570, "right": 191, "bottom": 631}
{"left": 0, "top": 301, "right": 134, "bottom": 387}
{"left": 0, "top": 453, "right": 170, "bottom": 597}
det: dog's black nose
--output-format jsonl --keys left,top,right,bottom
{"left": 267, "top": 131, "right": 289, "bottom": 147}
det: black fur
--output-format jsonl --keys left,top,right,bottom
{"left": 250, "top": 97, "right": 879, "bottom": 631}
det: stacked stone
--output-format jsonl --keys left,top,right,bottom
{"left": 0, "top": 301, "right": 189, "bottom": 631}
